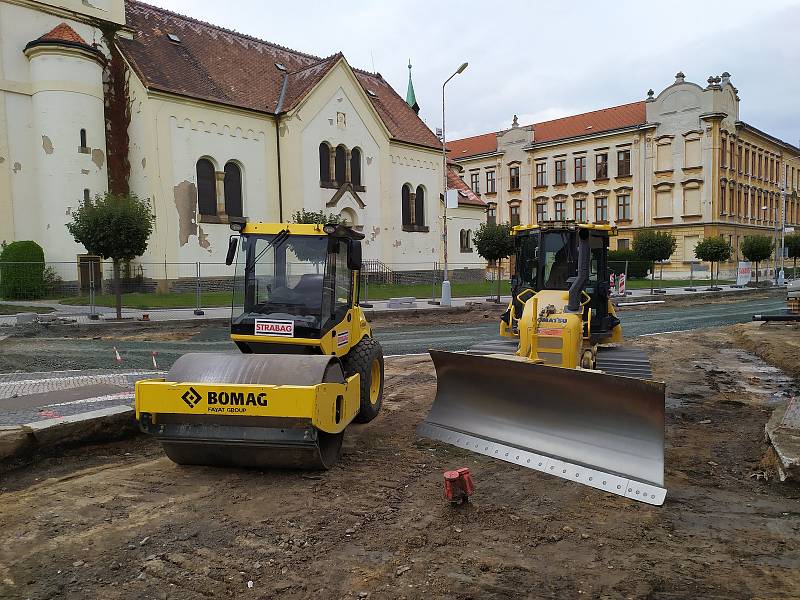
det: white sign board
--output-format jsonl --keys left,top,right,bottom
{"left": 445, "top": 189, "right": 459, "bottom": 209}
{"left": 735, "top": 261, "right": 752, "bottom": 286}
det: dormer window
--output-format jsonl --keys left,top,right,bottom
{"left": 167, "top": 33, "right": 181, "bottom": 43}
{"left": 275, "top": 63, "right": 287, "bottom": 71}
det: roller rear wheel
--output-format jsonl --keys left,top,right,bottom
{"left": 342, "top": 338, "right": 384, "bottom": 423}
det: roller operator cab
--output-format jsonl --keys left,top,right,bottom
{"left": 134, "top": 221, "right": 384, "bottom": 470}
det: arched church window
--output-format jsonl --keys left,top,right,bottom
{"left": 80, "top": 129, "right": 87, "bottom": 148}
{"left": 319, "top": 142, "right": 331, "bottom": 184}
{"left": 224, "top": 161, "right": 243, "bottom": 217}
{"left": 402, "top": 183, "right": 412, "bottom": 228}
{"left": 415, "top": 185, "right": 425, "bottom": 227}
{"left": 350, "top": 147, "right": 362, "bottom": 187}
{"left": 335, "top": 145, "right": 347, "bottom": 185}
{"left": 196, "top": 158, "right": 217, "bottom": 216}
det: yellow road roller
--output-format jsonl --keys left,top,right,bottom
{"left": 135, "top": 220, "right": 383, "bottom": 469}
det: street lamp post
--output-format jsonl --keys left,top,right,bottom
{"left": 440, "top": 61, "right": 468, "bottom": 307}
{"left": 778, "top": 181, "right": 787, "bottom": 285}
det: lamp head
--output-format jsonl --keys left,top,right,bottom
{"left": 457, "top": 62, "right": 469, "bottom": 74}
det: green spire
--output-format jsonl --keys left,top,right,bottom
{"left": 406, "top": 59, "right": 419, "bottom": 115}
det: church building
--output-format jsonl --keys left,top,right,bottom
{"left": 0, "top": 0, "right": 486, "bottom": 285}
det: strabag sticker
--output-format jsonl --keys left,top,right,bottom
{"left": 255, "top": 319, "right": 294, "bottom": 337}
{"left": 337, "top": 331, "right": 349, "bottom": 348}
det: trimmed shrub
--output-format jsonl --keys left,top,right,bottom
{"left": 608, "top": 249, "right": 648, "bottom": 279}
{"left": 0, "top": 240, "right": 46, "bottom": 299}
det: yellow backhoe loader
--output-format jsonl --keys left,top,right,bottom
{"left": 418, "top": 223, "right": 667, "bottom": 505}
{"left": 135, "top": 220, "right": 383, "bottom": 469}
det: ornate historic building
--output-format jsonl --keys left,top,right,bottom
{"left": 450, "top": 72, "right": 800, "bottom": 276}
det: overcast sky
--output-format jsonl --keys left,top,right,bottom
{"left": 148, "top": 0, "right": 800, "bottom": 146}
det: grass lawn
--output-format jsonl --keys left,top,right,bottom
{"left": 62, "top": 291, "right": 233, "bottom": 310}
{"left": 364, "top": 280, "right": 511, "bottom": 301}
{"left": 626, "top": 278, "right": 734, "bottom": 290}
{"left": 0, "top": 304, "right": 56, "bottom": 315}
{"left": 60, "top": 281, "right": 512, "bottom": 309}
{"left": 58, "top": 276, "right": 748, "bottom": 309}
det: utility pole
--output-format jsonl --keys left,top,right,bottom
{"left": 778, "top": 165, "right": 787, "bottom": 285}
{"left": 440, "top": 61, "right": 468, "bottom": 306}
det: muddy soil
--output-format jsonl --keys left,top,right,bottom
{"left": 1, "top": 327, "right": 800, "bottom": 599}
{"left": 731, "top": 321, "right": 800, "bottom": 379}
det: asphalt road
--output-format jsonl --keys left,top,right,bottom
{"left": 0, "top": 295, "right": 788, "bottom": 426}
{"left": 376, "top": 296, "right": 789, "bottom": 356}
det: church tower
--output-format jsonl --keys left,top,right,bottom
{"left": 23, "top": 23, "right": 108, "bottom": 260}
{"left": 406, "top": 60, "right": 420, "bottom": 115}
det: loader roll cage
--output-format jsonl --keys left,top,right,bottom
{"left": 509, "top": 226, "right": 617, "bottom": 339}
{"left": 230, "top": 225, "right": 363, "bottom": 341}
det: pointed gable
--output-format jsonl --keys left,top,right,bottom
{"left": 118, "top": 0, "right": 441, "bottom": 149}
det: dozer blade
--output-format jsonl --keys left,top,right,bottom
{"left": 136, "top": 353, "right": 359, "bottom": 470}
{"left": 417, "top": 350, "right": 667, "bottom": 505}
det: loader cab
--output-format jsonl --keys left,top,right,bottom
{"left": 229, "top": 223, "right": 363, "bottom": 352}
{"left": 510, "top": 224, "right": 616, "bottom": 340}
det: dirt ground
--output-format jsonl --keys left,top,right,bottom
{"left": 1, "top": 325, "right": 799, "bottom": 599}
{"left": 732, "top": 321, "right": 800, "bottom": 379}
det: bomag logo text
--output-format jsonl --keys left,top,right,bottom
{"left": 207, "top": 391, "right": 268, "bottom": 407}
{"left": 540, "top": 317, "right": 567, "bottom": 324}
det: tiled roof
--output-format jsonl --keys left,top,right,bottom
{"left": 118, "top": 1, "right": 441, "bottom": 149}
{"left": 532, "top": 101, "right": 646, "bottom": 144}
{"left": 447, "top": 166, "right": 485, "bottom": 207}
{"left": 448, "top": 132, "right": 498, "bottom": 160}
{"left": 450, "top": 101, "right": 648, "bottom": 159}
{"left": 31, "top": 22, "right": 93, "bottom": 49}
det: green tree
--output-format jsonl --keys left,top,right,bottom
{"left": 632, "top": 230, "right": 677, "bottom": 294}
{"left": 740, "top": 235, "right": 773, "bottom": 283}
{"left": 694, "top": 236, "right": 732, "bottom": 289}
{"left": 0, "top": 240, "right": 45, "bottom": 300}
{"left": 785, "top": 232, "right": 800, "bottom": 278}
{"left": 473, "top": 222, "right": 514, "bottom": 302}
{"left": 289, "top": 210, "right": 343, "bottom": 267}
{"left": 607, "top": 248, "right": 648, "bottom": 279}
{"left": 66, "top": 192, "right": 155, "bottom": 318}
{"left": 291, "top": 209, "right": 342, "bottom": 225}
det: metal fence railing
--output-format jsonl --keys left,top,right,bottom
{"left": 1, "top": 258, "right": 796, "bottom": 317}
{"left": 0, "top": 260, "right": 491, "bottom": 314}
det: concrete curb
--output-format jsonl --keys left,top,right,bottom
{"left": 614, "top": 286, "right": 784, "bottom": 307}
{"left": 0, "top": 405, "right": 137, "bottom": 463}
{"left": 765, "top": 400, "right": 800, "bottom": 482}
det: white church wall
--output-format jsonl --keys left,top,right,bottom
{"left": 0, "top": 1, "right": 112, "bottom": 268}
{"left": 382, "top": 146, "right": 442, "bottom": 267}
{"left": 127, "top": 89, "right": 278, "bottom": 276}
{"left": 447, "top": 206, "right": 487, "bottom": 269}
{"left": 280, "top": 63, "right": 386, "bottom": 259}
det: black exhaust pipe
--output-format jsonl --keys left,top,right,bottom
{"left": 566, "top": 228, "right": 590, "bottom": 313}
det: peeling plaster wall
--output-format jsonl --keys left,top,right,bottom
{"left": 0, "top": 1, "right": 112, "bottom": 264}
{"left": 27, "top": 48, "right": 108, "bottom": 262}
{"left": 382, "top": 146, "right": 444, "bottom": 266}
{"left": 125, "top": 82, "right": 277, "bottom": 276}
